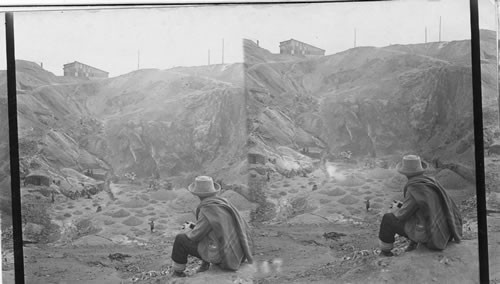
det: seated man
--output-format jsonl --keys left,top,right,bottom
{"left": 378, "top": 155, "right": 463, "bottom": 256}
{"left": 171, "top": 176, "right": 254, "bottom": 277}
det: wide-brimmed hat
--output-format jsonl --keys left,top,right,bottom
{"left": 188, "top": 176, "right": 221, "bottom": 197}
{"left": 397, "top": 155, "right": 425, "bottom": 176}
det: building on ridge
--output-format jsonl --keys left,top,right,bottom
{"left": 279, "top": 39, "right": 325, "bottom": 56}
{"left": 63, "top": 61, "right": 109, "bottom": 79}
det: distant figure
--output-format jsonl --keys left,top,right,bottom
{"left": 365, "top": 199, "right": 370, "bottom": 212}
{"left": 312, "top": 184, "right": 318, "bottom": 191}
{"left": 51, "top": 192, "right": 55, "bottom": 203}
{"left": 96, "top": 206, "right": 102, "bottom": 213}
{"left": 378, "top": 155, "right": 462, "bottom": 257}
{"left": 266, "top": 172, "right": 270, "bottom": 182}
{"left": 149, "top": 220, "right": 155, "bottom": 233}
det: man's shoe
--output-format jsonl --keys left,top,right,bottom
{"left": 379, "top": 250, "right": 394, "bottom": 257}
{"left": 172, "top": 270, "right": 187, "bottom": 277}
{"left": 196, "top": 261, "right": 210, "bottom": 273}
{"left": 405, "top": 241, "right": 418, "bottom": 252}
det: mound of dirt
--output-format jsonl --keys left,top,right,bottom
{"left": 122, "top": 216, "right": 143, "bottom": 226}
{"left": 122, "top": 199, "right": 149, "bottom": 208}
{"left": 221, "top": 190, "right": 256, "bottom": 211}
{"left": 384, "top": 175, "right": 407, "bottom": 189}
{"left": 319, "top": 188, "right": 346, "bottom": 196}
{"left": 111, "top": 209, "right": 131, "bottom": 218}
{"left": 174, "top": 190, "right": 199, "bottom": 209}
{"left": 364, "top": 168, "right": 395, "bottom": 179}
{"left": 150, "top": 189, "right": 178, "bottom": 201}
{"left": 435, "top": 169, "right": 470, "bottom": 189}
{"left": 337, "top": 195, "right": 360, "bottom": 205}
{"left": 337, "top": 174, "right": 365, "bottom": 187}
{"left": 288, "top": 213, "right": 330, "bottom": 224}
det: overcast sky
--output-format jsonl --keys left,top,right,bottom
{"left": 0, "top": 0, "right": 497, "bottom": 77}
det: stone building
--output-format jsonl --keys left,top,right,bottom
{"left": 63, "top": 61, "right": 109, "bottom": 79}
{"left": 279, "top": 39, "right": 325, "bottom": 56}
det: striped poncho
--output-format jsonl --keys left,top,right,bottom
{"left": 196, "top": 196, "right": 254, "bottom": 270}
{"left": 403, "top": 176, "right": 463, "bottom": 250}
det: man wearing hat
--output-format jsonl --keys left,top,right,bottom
{"left": 171, "top": 176, "right": 254, "bottom": 277}
{"left": 378, "top": 155, "right": 463, "bottom": 256}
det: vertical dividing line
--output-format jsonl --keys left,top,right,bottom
{"left": 469, "top": 0, "right": 489, "bottom": 283}
{"left": 5, "top": 12, "right": 25, "bottom": 284}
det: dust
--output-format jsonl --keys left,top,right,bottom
{"left": 326, "top": 164, "right": 346, "bottom": 181}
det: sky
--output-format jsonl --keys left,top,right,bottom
{"left": 0, "top": 0, "right": 497, "bottom": 77}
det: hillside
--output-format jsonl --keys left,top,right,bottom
{"left": 244, "top": 33, "right": 499, "bottom": 169}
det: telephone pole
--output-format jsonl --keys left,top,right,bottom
{"left": 439, "top": 16, "right": 442, "bottom": 42}
{"left": 354, "top": 28, "right": 357, "bottom": 48}
{"left": 425, "top": 26, "right": 427, "bottom": 43}
{"left": 137, "top": 50, "right": 140, "bottom": 70}
{"left": 208, "top": 49, "right": 210, "bottom": 65}
{"left": 222, "top": 39, "right": 225, "bottom": 64}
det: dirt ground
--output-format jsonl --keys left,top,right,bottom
{"left": 2, "top": 156, "right": 500, "bottom": 284}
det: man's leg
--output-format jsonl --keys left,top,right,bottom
{"left": 171, "top": 233, "right": 202, "bottom": 276}
{"left": 378, "top": 213, "right": 407, "bottom": 256}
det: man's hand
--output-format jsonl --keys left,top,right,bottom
{"left": 387, "top": 200, "right": 403, "bottom": 214}
{"left": 181, "top": 221, "right": 196, "bottom": 230}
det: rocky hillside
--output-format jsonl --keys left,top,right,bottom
{"left": 245, "top": 30, "right": 498, "bottom": 174}
{"left": 0, "top": 61, "right": 247, "bottom": 223}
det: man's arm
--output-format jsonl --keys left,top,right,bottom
{"left": 185, "top": 213, "right": 211, "bottom": 242}
{"left": 393, "top": 195, "right": 418, "bottom": 221}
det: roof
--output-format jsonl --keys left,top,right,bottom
{"left": 26, "top": 170, "right": 50, "bottom": 177}
{"left": 63, "top": 61, "right": 109, "bottom": 74}
{"left": 279, "top": 38, "right": 325, "bottom": 52}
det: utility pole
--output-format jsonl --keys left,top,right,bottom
{"left": 208, "top": 49, "right": 210, "bottom": 65}
{"left": 439, "top": 16, "right": 442, "bottom": 42}
{"left": 222, "top": 38, "right": 225, "bottom": 64}
{"left": 425, "top": 26, "right": 427, "bottom": 43}
{"left": 137, "top": 50, "right": 140, "bottom": 70}
{"left": 354, "top": 28, "right": 357, "bottom": 48}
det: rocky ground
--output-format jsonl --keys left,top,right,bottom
{"left": 3, "top": 154, "right": 498, "bottom": 284}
